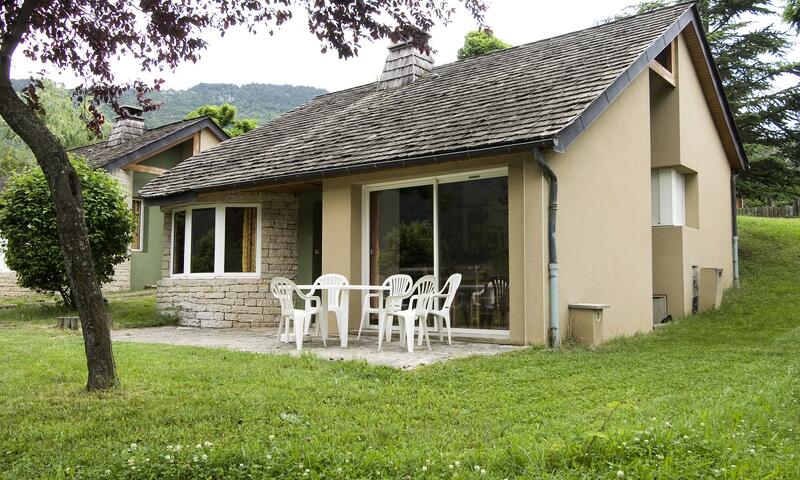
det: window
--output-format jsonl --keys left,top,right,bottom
{"left": 131, "top": 199, "right": 144, "bottom": 251}
{"left": 651, "top": 168, "right": 685, "bottom": 226}
{"left": 171, "top": 204, "right": 260, "bottom": 277}
{"left": 365, "top": 168, "right": 509, "bottom": 332}
{"left": 0, "top": 237, "right": 9, "bottom": 273}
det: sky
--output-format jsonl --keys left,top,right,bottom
{"left": 10, "top": 0, "right": 799, "bottom": 93}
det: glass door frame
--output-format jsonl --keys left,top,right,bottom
{"left": 360, "top": 166, "right": 510, "bottom": 339}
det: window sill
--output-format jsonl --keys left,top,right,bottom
{"left": 169, "top": 273, "right": 262, "bottom": 280}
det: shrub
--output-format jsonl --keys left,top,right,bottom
{"left": 0, "top": 158, "right": 132, "bottom": 307}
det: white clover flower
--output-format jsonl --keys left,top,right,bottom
{"left": 421, "top": 466, "right": 428, "bottom": 472}
{"left": 454, "top": 461, "right": 460, "bottom": 467}
{"left": 127, "top": 458, "right": 135, "bottom": 465}
{"left": 269, "top": 435, "right": 275, "bottom": 440}
{"left": 474, "top": 465, "right": 481, "bottom": 471}
{"left": 202, "top": 454, "right": 208, "bottom": 460}
{"left": 644, "top": 439, "right": 649, "bottom": 444}
{"left": 196, "top": 444, "right": 202, "bottom": 449}
{"left": 448, "top": 464, "right": 454, "bottom": 469}
{"left": 749, "top": 448, "right": 756, "bottom": 454}
{"left": 167, "top": 445, "right": 173, "bottom": 451}
{"left": 164, "top": 455, "right": 171, "bottom": 461}
{"left": 240, "top": 463, "right": 244, "bottom": 467}
{"left": 617, "top": 470, "right": 625, "bottom": 478}
{"left": 175, "top": 445, "right": 182, "bottom": 451}
{"left": 105, "top": 470, "right": 111, "bottom": 475}
{"left": 204, "top": 441, "right": 213, "bottom": 447}
{"left": 481, "top": 468, "right": 486, "bottom": 475}
{"left": 129, "top": 443, "right": 138, "bottom": 450}
{"left": 267, "top": 454, "right": 272, "bottom": 460}
{"left": 683, "top": 435, "right": 689, "bottom": 440}
{"left": 193, "top": 456, "right": 199, "bottom": 462}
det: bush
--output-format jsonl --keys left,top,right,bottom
{"left": 0, "top": 158, "right": 132, "bottom": 307}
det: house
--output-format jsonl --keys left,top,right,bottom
{"left": 0, "top": 109, "right": 229, "bottom": 299}
{"left": 138, "top": 4, "right": 747, "bottom": 346}
{"left": 70, "top": 108, "right": 229, "bottom": 291}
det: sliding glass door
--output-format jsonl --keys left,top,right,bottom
{"left": 369, "top": 185, "right": 434, "bottom": 284}
{"left": 366, "top": 170, "right": 509, "bottom": 332}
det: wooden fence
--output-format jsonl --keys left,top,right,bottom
{"left": 738, "top": 200, "right": 800, "bottom": 218}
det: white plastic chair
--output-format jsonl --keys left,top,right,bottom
{"left": 429, "top": 273, "right": 462, "bottom": 345}
{"left": 308, "top": 273, "right": 349, "bottom": 342}
{"left": 270, "top": 277, "right": 321, "bottom": 350}
{"left": 357, "top": 274, "right": 412, "bottom": 340}
{"left": 382, "top": 275, "right": 436, "bottom": 352}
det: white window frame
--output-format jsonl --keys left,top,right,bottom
{"left": 361, "top": 167, "right": 510, "bottom": 339}
{"left": 0, "top": 237, "right": 9, "bottom": 273}
{"left": 131, "top": 198, "right": 145, "bottom": 252}
{"left": 170, "top": 203, "right": 262, "bottom": 279}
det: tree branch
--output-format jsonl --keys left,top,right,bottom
{"left": 0, "top": 0, "right": 38, "bottom": 83}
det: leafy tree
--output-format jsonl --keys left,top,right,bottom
{"left": 457, "top": 29, "right": 511, "bottom": 60}
{"left": 609, "top": 1, "right": 800, "bottom": 203}
{"left": 0, "top": 79, "right": 105, "bottom": 177}
{"left": 185, "top": 103, "right": 257, "bottom": 137}
{"left": 0, "top": 158, "right": 131, "bottom": 307}
{"left": 0, "top": 0, "right": 485, "bottom": 390}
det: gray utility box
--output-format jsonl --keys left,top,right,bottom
{"left": 653, "top": 295, "right": 668, "bottom": 325}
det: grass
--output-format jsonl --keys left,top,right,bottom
{"left": 0, "top": 292, "right": 176, "bottom": 330}
{"left": 1, "top": 217, "right": 799, "bottom": 479}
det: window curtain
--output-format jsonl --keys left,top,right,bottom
{"left": 241, "top": 208, "right": 257, "bottom": 272}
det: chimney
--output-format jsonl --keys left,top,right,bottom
{"left": 376, "top": 38, "right": 434, "bottom": 90}
{"left": 107, "top": 105, "right": 146, "bottom": 147}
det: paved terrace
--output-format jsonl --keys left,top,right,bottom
{"left": 111, "top": 327, "right": 522, "bottom": 370}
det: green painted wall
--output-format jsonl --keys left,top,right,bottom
{"left": 297, "top": 191, "right": 321, "bottom": 285}
{"left": 129, "top": 144, "right": 187, "bottom": 290}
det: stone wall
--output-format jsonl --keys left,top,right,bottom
{"left": 0, "top": 271, "right": 33, "bottom": 298}
{"left": 156, "top": 192, "right": 298, "bottom": 328}
{"left": 103, "top": 258, "right": 131, "bottom": 293}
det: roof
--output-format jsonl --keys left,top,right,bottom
{"left": 70, "top": 117, "right": 228, "bottom": 170}
{"left": 139, "top": 3, "right": 746, "bottom": 201}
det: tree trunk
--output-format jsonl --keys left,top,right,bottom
{"left": 0, "top": 82, "right": 118, "bottom": 391}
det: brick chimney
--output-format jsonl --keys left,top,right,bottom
{"left": 107, "top": 105, "right": 146, "bottom": 147}
{"left": 376, "top": 39, "right": 434, "bottom": 90}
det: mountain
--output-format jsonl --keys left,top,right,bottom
{"left": 10, "top": 80, "right": 327, "bottom": 127}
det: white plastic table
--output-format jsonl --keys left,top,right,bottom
{"left": 296, "top": 284, "right": 390, "bottom": 347}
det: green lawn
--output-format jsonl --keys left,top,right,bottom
{"left": 1, "top": 217, "right": 799, "bottom": 479}
{"left": 0, "top": 292, "right": 176, "bottom": 330}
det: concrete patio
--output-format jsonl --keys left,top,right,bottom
{"left": 111, "top": 327, "right": 521, "bottom": 369}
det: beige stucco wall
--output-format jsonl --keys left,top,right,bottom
{"left": 546, "top": 69, "right": 655, "bottom": 342}
{"left": 651, "top": 33, "right": 734, "bottom": 319}
{"left": 156, "top": 191, "right": 297, "bottom": 327}
{"left": 320, "top": 153, "right": 535, "bottom": 342}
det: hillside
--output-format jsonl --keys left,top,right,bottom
{"left": 10, "top": 80, "right": 327, "bottom": 127}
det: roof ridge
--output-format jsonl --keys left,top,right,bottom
{"left": 309, "top": 2, "right": 696, "bottom": 101}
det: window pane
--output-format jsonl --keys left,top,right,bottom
{"left": 225, "top": 207, "right": 258, "bottom": 273}
{"left": 172, "top": 211, "right": 186, "bottom": 274}
{"left": 438, "top": 177, "right": 509, "bottom": 330}
{"left": 131, "top": 199, "right": 142, "bottom": 251}
{"left": 369, "top": 185, "right": 434, "bottom": 285}
{"left": 190, "top": 208, "right": 215, "bottom": 273}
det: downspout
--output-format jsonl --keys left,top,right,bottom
{"left": 533, "top": 148, "right": 559, "bottom": 348}
{"left": 731, "top": 173, "right": 740, "bottom": 288}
